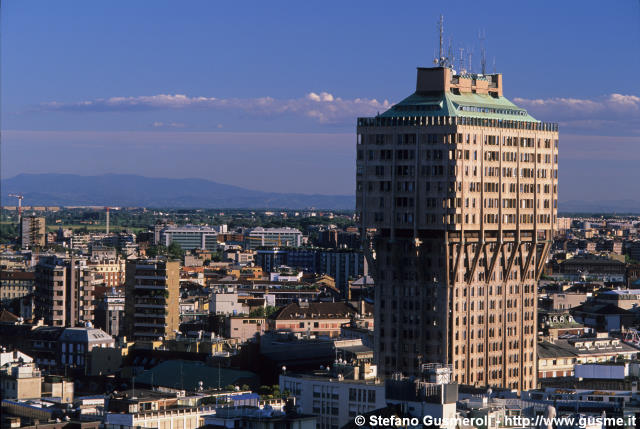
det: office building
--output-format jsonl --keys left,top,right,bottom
{"left": 124, "top": 259, "right": 180, "bottom": 341}
{"left": 255, "top": 248, "right": 365, "bottom": 295}
{"left": 245, "top": 227, "right": 302, "bottom": 249}
{"left": 356, "top": 66, "right": 558, "bottom": 390}
{"left": 318, "top": 250, "right": 366, "bottom": 297}
{"left": 21, "top": 216, "right": 46, "bottom": 249}
{"left": 158, "top": 225, "right": 220, "bottom": 250}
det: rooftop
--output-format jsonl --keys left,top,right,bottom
{"left": 59, "top": 327, "right": 114, "bottom": 343}
{"left": 357, "top": 66, "right": 558, "bottom": 131}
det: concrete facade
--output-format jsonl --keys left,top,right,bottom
{"left": 356, "top": 66, "right": 558, "bottom": 391}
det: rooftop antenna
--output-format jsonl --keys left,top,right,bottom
{"left": 434, "top": 15, "right": 449, "bottom": 68}
{"left": 467, "top": 50, "right": 473, "bottom": 74}
{"left": 447, "top": 37, "right": 454, "bottom": 69}
{"left": 478, "top": 29, "right": 486, "bottom": 74}
{"left": 458, "top": 47, "right": 465, "bottom": 73}
{"left": 438, "top": 15, "right": 444, "bottom": 63}
{"left": 492, "top": 56, "right": 496, "bottom": 74}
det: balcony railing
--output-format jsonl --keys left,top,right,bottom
{"left": 357, "top": 115, "right": 558, "bottom": 131}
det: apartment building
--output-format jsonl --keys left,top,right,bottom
{"left": 21, "top": 216, "right": 46, "bottom": 249}
{"left": 35, "top": 256, "right": 97, "bottom": 327}
{"left": 124, "top": 259, "right": 180, "bottom": 341}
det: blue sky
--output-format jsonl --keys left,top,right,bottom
{"left": 2, "top": 0, "right": 640, "bottom": 201}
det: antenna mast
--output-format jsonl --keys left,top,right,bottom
{"left": 438, "top": 15, "right": 444, "bottom": 62}
{"left": 478, "top": 29, "right": 486, "bottom": 74}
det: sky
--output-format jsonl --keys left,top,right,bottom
{"left": 2, "top": 0, "right": 640, "bottom": 201}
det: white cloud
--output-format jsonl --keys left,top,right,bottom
{"left": 151, "top": 121, "right": 185, "bottom": 128}
{"left": 514, "top": 93, "right": 640, "bottom": 135}
{"left": 40, "top": 92, "right": 391, "bottom": 125}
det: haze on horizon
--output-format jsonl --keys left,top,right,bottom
{"left": 1, "top": 1, "right": 639, "bottom": 203}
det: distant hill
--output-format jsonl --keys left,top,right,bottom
{"left": 559, "top": 199, "right": 640, "bottom": 214}
{"left": 1, "top": 173, "right": 355, "bottom": 210}
{"left": 4, "top": 173, "right": 636, "bottom": 213}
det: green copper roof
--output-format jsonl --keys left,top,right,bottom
{"left": 380, "top": 90, "right": 538, "bottom": 122}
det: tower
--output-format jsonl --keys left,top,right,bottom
{"left": 356, "top": 66, "right": 558, "bottom": 391}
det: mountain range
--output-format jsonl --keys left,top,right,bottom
{"left": 2, "top": 174, "right": 355, "bottom": 210}
{"left": 3, "top": 173, "right": 639, "bottom": 213}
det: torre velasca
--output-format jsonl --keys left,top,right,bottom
{"left": 356, "top": 66, "right": 558, "bottom": 390}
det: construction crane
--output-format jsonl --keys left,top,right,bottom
{"left": 8, "top": 194, "right": 24, "bottom": 226}
{"left": 105, "top": 206, "right": 110, "bottom": 235}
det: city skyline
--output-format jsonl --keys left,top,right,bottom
{"left": 2, "top": 1, "right": 640, "bottom": 202}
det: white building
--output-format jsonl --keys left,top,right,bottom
{"left": 280, "top": 363, "right": 385, "bottom": 429}
{"left": 246, "top": 227, "right": 302, "bottom": 249}
{"left": 210, "top": 287, "right": 247, "bottom": 315}
{"left": 106, "top": 405, "right": 218, "bottom": 429}
{"left": 159, "top": 225, "right": 223, "bottom": 250}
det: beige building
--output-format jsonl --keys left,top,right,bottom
{"left": 356, "top": 66, "right": 558, "bottom": 391}
{"left": 0, "top": 270, "right": 35, "bottom": 304}
{"left": 0, "top": 351, "right": 42, "bottom": 400}
{"left": 537, "top": 334, "right": 639, "bottom": 379}
{"left": 88, "top": 257, "right": 126, "bottom": 287}
{"left": 42, "top": 376, "right": 75, "bottom": 403}
{"left": 125, "top": 259, "right": 180, "bottom": 341}
{"left": 224, "top": 316, "right": 266, "bottom": 342}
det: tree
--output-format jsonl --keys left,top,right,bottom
{"left": 147, "top": 245, "right": 167, "bottom": 258}
{"left": 168, "top": 241, "right": 184, "bottom": 260}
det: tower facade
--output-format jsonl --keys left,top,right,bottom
{"left": 356, "top": 67, "right": 558, "bottom": 391}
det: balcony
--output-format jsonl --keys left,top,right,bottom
{"left": 134, "top": 284, "right": 167, "bottom": 290}
{"left": 134, "top": 313, "right": 166, "bottom": 318}
{"left": 135, "top": 275, "right": 167, "bottom": 281}
{"left": 134, "top": 322, "right": 167, "bottom": 328}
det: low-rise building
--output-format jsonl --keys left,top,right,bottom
{"left": 224, "top": 316, "right": 266, "bottom": 342}
{"left": 58, "top": 326, "right": 115, "bottom": 373}
{"left": 280, "top": 362, "right": 385, "bottom": 429}
{"left": 0, "top": 270, "right": 35, "bottom": 304}
{"left": 537, "top": 334, "right": 640, "bottom": 379}
{"left": 0, "top": 351, "right": 42, "bottom": 400}
{"left": 268, "top": 302, "right": 373, "bottom": 338}
{"left": 105, "top": 389, "right": 218, "bottom": 429}
{"left": 210, "top": 286, "right": 247, "bottom": 315}
{"left": 202, "top": 406, "right": 316, "bottom": 429}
